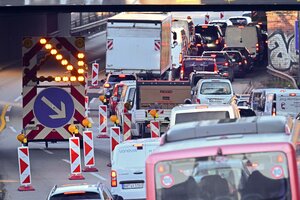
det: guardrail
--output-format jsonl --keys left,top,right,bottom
{"left": 70, "top": 18, "right": 107, "bottom": 36}
{"left": 266, "top": 65, "right": 298, "bottom": 89}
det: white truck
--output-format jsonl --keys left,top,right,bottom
{"left": 106, "top": 12, "right": 173, "bottom": 80}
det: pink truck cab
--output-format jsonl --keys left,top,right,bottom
{"left": 146, "top": 116, "right": 300, "bottom": 200}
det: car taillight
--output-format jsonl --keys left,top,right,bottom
{"left": 214, "top": 63, "right": 218, "bottom": 73}
{"left": 256, "top": 43, "right": 259, "bottom": 51}
{"left": 272, "top": 107, "right": 276, "bottom": 116}
{"left": 196, "top": 43, "right": 202, "bottom": 47}
{"left": 180, "top": 64, "right": 184, "bottom": 79}
{"left": 215, "top": 39, "right": 219, "bottom": 45}
{"left": 179, "top": 53, "right": 183, "bottom": 64}
{"left": 196, "top": 98, "right": 201, "bottom": 104}
{"left": 111, "top": 170, "right": 117, "bottom": 187}
{"left": 224, "top": 62, "right": 229, "bottom": 66}
{"left": 104, "top": 83, "right": 110, "bottom": 88}
{"left": 238, "top": 62, "right": 242, "bottom": 65}
{"left": 244, "top": 59, "right": 247, "bottom": 64}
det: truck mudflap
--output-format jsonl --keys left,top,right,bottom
{"left": 134, "top": 109, "right": 172, "bottom": 123}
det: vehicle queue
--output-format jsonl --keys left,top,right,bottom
{"left": 46, "top": 12, "right": 300, "bottom": 200}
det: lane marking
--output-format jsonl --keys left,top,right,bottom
{"left": 9, "top": 126, "right": 17, "bottom": 133}
{"left": 7, "top": 105, "right": 12, "bottom": 112}
{"left": 88, "top": 117, "right": 94, "bottom": 124}
{"left": 40, "top": 148, "right": 54, "bottom": 155}
{"left": 14, "top": 95, "right": 22, "bottom": 102}
{"left": 62, "top": 159, "right": 70, "bottom": 164}
{"left": 90, "top": 98, "right": 96, "bottom": 104}
{"left": 0, "top": 104, "right": 9, "bottom": 133}
{"left": 90, "top": 172, "right": 106, "bottom": 181}
{"left": 5, "top": 116, "right": 9, "bottom": 122}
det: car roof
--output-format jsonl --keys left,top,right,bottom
{"left": 172, "top": 104, "right": 236, "bottom": 113}
{"left": 115, "top": 137, "right": 160, "bottom": 148}
{"left": 198, "top": 78, "right": 231, "bottom": 84}
{"left": 157, "top": 116, "right": 293, "bottom": 153}
{"left": 50, "top": 183, "right": 102, "bottom": 196}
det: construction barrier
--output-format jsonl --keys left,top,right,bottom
{"left": 18, "top": 146, "right": 35, "bottom": 191}
{"left": 97, "top": 105, "right": 109, "bottom": 138}
{"left": 122, "top": 113, "right": 132, "bottom": 141}
{"left": 85, "top": 96, "right": 89, "bottom": 117}
{"left": 92, "top": 63, "right": 99, "bottom": 86}
{"left": 205, "top": 14, "right": 210, "bottom": 24}
{"left": 83, "top": 131, "right": 98, "bottom": 172}
{"left": 150, "top": 121, "right": 160, "bottom": 138}
{"left": 69, "top": 136, "right": 85, "bottom": 180}
{"left": 110, "top": 127, "right": 120, "bottom": 161}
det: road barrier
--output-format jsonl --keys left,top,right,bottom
{"left": 83, "top": 131, "right": 98, "bottom": 172}
{"left": 69, "top": 136, "right": 85, "bottom": 180}
{"left": 150, "top": 121, "right": 160, "bottom": 138}
{"left": 92, "top": 63, "right": 99, "bottom": 86}
{"left": 122, "top": 113, "right": 132, "bottom": 141}
{"left": 110, "top": 127, "right": 120, "bottom": 161}
{"left": 18, "top": 146, "right": 34, "bottom": 191}
{"left": 97, "top": 105, "right": 109, "bottom": 138}
{"left": 85, "top": 96, "right": 89, "bottom": 117}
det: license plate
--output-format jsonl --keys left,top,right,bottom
{"left": 122, "top": 183, "right": 143, "bottom": 189}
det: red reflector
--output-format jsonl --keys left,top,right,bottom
{"left": 196, "top": 98, "right": 201, "bottom": 104}
{"left": 289, "top": 93, "right": 297, "bottom": 96}
{"left": 210, "top": 54, "right": 217, "bottom": 58}
{"left": 119, "top": 74, "right": 126, "bottom": 78}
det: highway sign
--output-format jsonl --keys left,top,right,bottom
{"left": 33, "top": 87, "right": 75, "bottom": 128}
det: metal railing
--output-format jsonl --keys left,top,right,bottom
{"left": 266, "top": 65, "right": 298, "bottom": 89}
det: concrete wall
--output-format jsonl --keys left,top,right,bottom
{"left": 267, "top": 11, "right": 298, "bottom": 75}
{"left": 0, "top": 13, "right": 71, "bottom": 63}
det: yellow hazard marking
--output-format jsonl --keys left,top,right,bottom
{"left": 0, "top": 180, "right": 18, "bottom": 183}
{"left": 0, "top": 104, "right": 9, "bottom": 133}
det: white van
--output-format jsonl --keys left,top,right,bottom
{"left": 169, "top": 104, "right": 240, "bottom": 128}
{"left": 250, "top": 88, "right": 300, "bottom": 117}
{"left": 192, "top": 79, "right": 235, "bottom": 105}
{"left": 224, "top": 25, "right": 264, "bottom": 62}
{"left": 111, "top": 138, "right": 160, "bottom": 200}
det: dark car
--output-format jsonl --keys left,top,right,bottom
{"left": 103, "top": 73, "right": 136, "bottom": 105}
{"left": 180, "top": 56, "right": 219, "bottom": 80}
{"left": 189, "top": 33, "right": 207, "bottom": 56}
{"left": 195, "top": 24, "right": 224, "bottom": 51}
{"left": 226, "top": 50, "right": 247, "bottom": 78}
{"left": 222, "top": 46, "right": 254, "bottom": 71}
{"left": 202, "top": 51, "right": 236, "bottom": 82}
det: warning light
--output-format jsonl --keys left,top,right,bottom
{"left": 78, "top": 61, "right": 84, "bottom": 66}
{"left": 78, "top": 76, "right": 85, "bottom": 82}
{"left": 56, "top": 54, "right": 63, "bottom": 60}
{"left": 158, "top": 165, "right": 165, "bottom": 173}
{"left": 61, "top": 59, "right": 68, "bottom": 66}
{"left": 67, "top": 65, "right": 73, "bottom": 71}
{"left": 62, "top": 76, "right": 69, "bottom": 82}
{"left": 45, "top": 44, "right": 52, "bottom": 50}
{"left": 77, "top": 53, "right": 85, "bottom": 59}
{"left": 78, "top": 68, "right": 84, "bottom": 74}
{"left": 55, "top": 76, "right": 62, "bottom": 82}
{"left": 70, "top": 76, "right": 77, "bottom": 82}
{"left": 39, "top": 38, "right": 47, "bottom": 44}
{"left": 50, "top": 49, "right": 58, "bottom": 55}
{"left": 277, "top": 155, "right": 284, "bottom": 163}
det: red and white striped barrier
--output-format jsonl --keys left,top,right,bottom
{"left": 154, "top": 40, "right": 161, "bottom": 51}
{"left": 150, "top": 121, "right": 160, "bottom": 138}
{"left": 220, "top": 12, "right": 224, "bottom": 19}
{"left": 92, "top": 63, "right": 99, "bottom": 86}
{"left": 205, "top": 14, "right": 210, "bottom": 24}
{"left": 18, "top": 146, "right": 34, "bottom": 191}
{"left": 83, "top": 131, "right": 98, "bottom": 172}
{"left": 110, "top": 127, "right": 120, "bottom": 161}
{"left": 122, "top": 113, "right": 132, "bottom": 141}
{"left": 69, "top": 136, "right": 85, "bottom": 180}
{"left": 97, "top": 105, "right": 109, "bottom": 138}
{"left": 85, "top": 96, "right": 89, "bottom": 117}
{"left": 107, "top": 39, "right": 113, "bottom": 50}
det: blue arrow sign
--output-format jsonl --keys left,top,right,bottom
{"left": 33, "top": 87, "right": 75, "bottom": 128}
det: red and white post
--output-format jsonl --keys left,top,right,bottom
{"left": 85, "top": 96, "right": 89, "bottom": 117}
{"left": 205, "top": 14, "right": 210, "bottom": 24}
{"left": 110, "top": 127, "right": 120, "bottom": 161}
{"left": 83, "top": 131, "right": 98, "bottom": 172}
{"left": 150, "top": 121, "right": 160, "bottom": 138}
{"left": 18, "top": 146, "right": 35, "bottom": 191}
{"left": 69, "top": 136, "right": 85, "bottom": 180}
{"left": 92, "top": 63, "right": 99, "bottom": 87}
{"left": 97, "top": 105, "right": 109, "bottom": 138}
{"left": 122, "top": 113, "right": 132, "bottom": 142}
{"left": 220, "top": 12, "right": 224, "bottom": 19}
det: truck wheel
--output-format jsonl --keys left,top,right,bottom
{"left": 45, "top": 141, "right": 49, "bottom": 148}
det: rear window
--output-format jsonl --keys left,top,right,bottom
{"left": 115, "top": 144, "right": 158, "bottom": 168}
{"left": 155, "top": 151, "right": 291, "bottom": 200}
{"left": 202, "top": 53, "right": 227, "bottom": 63}
{"left": 183, "top": 59, "right": 215, "bottom": 72}
{"left": 175, "top": 111, "right": 230, "bottom": 124}
{"left": 229, "top": 18, "right": 248, "bottom": 25}
{"left": 200, "top": 82, "right": 231, "bottom": 95}
{"left": 49, "top": 192, "right": 100, "bottom": 200}
{"left": 227, "top": 52, "right": 243, "bottom": 62}
{"left": 195, "top": 26, "right": 218, "bottom": 41}
{"left": 108, "top": 75, "right": 136, "bottom": 82}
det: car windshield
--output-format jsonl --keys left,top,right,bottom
{"left": 49, "top": 192, "right": 101, "bottom": 200}
{"left": 227, "top": 52, "right": 243, "bottom": 62}
{"left": 108, "top": 75, "right": 136, "bottom": 82}
{"left": 155, "top": 152, "right": 291, "bottom": 200}
{"left": 200, "top": 82, "right": 231, "bottom": 95}
{"left": 195, "top": 26, "right": 218, "bottom": 42}
{"left": 175, "top": 111, "right": 230, "bottom": 124}
{"left": 184, "top": 59, "right": 215, "bottom": 72}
